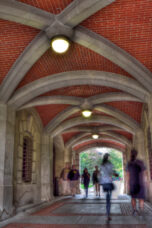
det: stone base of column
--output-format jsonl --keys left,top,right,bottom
{"left": 0, "top": 185, "right": 14, "bottom": 221}
{"left": 41, "top": 184, "right": 53, "bottom": 201}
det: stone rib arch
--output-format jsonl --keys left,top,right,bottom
{"left": 94, "top": 104, "right": 140, "bottom": 131}
{"left": 45, "top": 106, "right": 81, "bottom": 133}
{"left": 0, "top": 0, "right": 115, "bottom": 102}
{"left": 57, "top": 0, "right": 115, "bottom": 27}
{"left": 19, "top": 96, "right": 83, "bottom": 110}
{"left": 65, "top": 133, "right": 89, "bottom": 149}
{"left": 74, "top": 26, "right": 152, "bottom": 91}
{"left": 0, "top": 31, "right": 50, "bottom": 102}
{"left": 75, "top": 143, "right": 126, "bottom": 154}
{"left": 89, "top": 92, "right": 141, "bottom": 105}
{"left": 73, "top": 137, "right": 126, "bottom": 149}
{"left": 63, "top": 126, "right": 122, "bottom": 133}
{"left": 0, "top": 0, "right": 54, "bottom": 29}
{"left": 0, "top": 0, "right": 114, "bottom": 29}
{"left": 49, "top": 115, "right": 135, "bottom": 137}
{"left": 45, "top": 103, "right": 140, "bottom": 133}
{"left": 19, "top": 92, "right": 141, "bottom": 110}
{"left": 65, "top": 132, "right": 132, "bottom": 149}
{"left": 8, "top": 71, "right": 149, "bottom": 108}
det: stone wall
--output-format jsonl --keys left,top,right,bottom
{"left": 142, "top": 104, "right": 152, "bottom": 203}
{"left": 13, "top": 109, "right": 42, "bottom": 206}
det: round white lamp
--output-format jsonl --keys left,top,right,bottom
{"left": 51, "top": 36, "right": 70, "bottom": 54}
{"left": 92, "top": 134, "right": 99, "bottom": 139}
{"left": 82, "top": 110, "right": 92, "bottom": 118}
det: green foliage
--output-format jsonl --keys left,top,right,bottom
{"left": 80, "top": 183, "right": 93, "bottom": 189}
{"left": 80, "top": 148, "right": 123, "bottom": 182}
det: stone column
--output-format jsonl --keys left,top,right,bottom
{"left": 133, "top": 130, "right": 146, "bottom": 160}
{"left": 49, "top": 136, "right": 54, "bottom": 199}
{"left": 64, "top": 147, "right": 71, "bottom": 164}
{"left": 148, "top": 95, "right": 152, "bottom": 143}
{"left": 53, "top": 135, "right": 64, "bottom": 177}
{"left": 41, "top": 133, "right": 53, "bottom": 201}
{"left": 71, "top": 149, "right": 75, "bottom": 165}
{"left": 0, "top": 103, "right": 16, "bottom": 218}
{"left": 123, "top": 149, "right": 128, "bottom": 194}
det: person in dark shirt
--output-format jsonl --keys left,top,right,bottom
{"left": 82, "top": 168, "right": 90, "bottom": 198}
{"left": 126, "top": 149, "right": 148, "bottom": 215}
{"left": 68, "top": 165, "right": 80, "bottom": 197}
{"left": 92, "top": 166, "right": 100, "bottom": 196}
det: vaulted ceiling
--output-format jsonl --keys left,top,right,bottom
{"left": 0, "top": 0, "right": 152, "bottom": 152}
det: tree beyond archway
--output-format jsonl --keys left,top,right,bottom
{"left": 80, "top": 147, "right": 123, "bottom": 180}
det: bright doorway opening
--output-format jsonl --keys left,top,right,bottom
{"left": 79, "top": 147, "right": 124, "bottom": 198}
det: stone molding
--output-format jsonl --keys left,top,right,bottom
{"left": 19, "top": 92, "right": 141, "bottom": 110}
{"left": 73, "top": 137, "right": 128, "bottom": 149}
{"left": 45, "top": 104, "right": 140, "bottom": 134}
{"left": 8, "top": 71, "right": 149, "bottom": 108}
{"left": 50, "top": 115, "right": 134, "bottom": 137}
{"left": 65, "top": 132, "right": 132, "bottom": 149}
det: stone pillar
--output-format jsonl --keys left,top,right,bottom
{"left": 41, "top": 133, "right": 53, "bottom": 201}
{"left": 0, "top": 103, "right": 15, "bottom": 217}
{"left": 71, "top": 149, "right": 75, "bottom": 165}
{"left": 53, "top": 135, "right": 64, "bottom": 177}
{"left": 148, "top": 95, "right": 152, "bottom": 143}
{"left": 146, "top": 96, "right": 152, "bottom": 202}
{"left": 123, "top": 149, "right": 128, "bottom": 194}
{"left": 49, "top": 136, "right": 54, "bottom": 199}
{"left": 133, "top": 130, "right": 146, "bottom": 160}
{"left": 64, "top": 147, "right": 71, "bottom": 164}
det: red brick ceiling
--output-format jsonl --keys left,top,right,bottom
{"left": 114, "top": 130, "right": 132, "bottom": 140}
{"left": 17, "top": 43, "right": 132, "bottom": 88}
{"left": 18, "top": 0, "right": 74, "bottom": 14}
{"left": 63, "top": 132, "right": 81, "bottom": 144}
{"left": 81, "top": 0, "right": 152, "bottom": 71}
{"left": 106, "top": 101, "right": 143, "bottom": 123}
{"left": 0, "top": 20, "right": 39, "bottom": 83}
{"left": 35, "top": 104, "right": 69, "bottom": 126}
{"left": 0, "top": 0, "right": 151, "bottom": 150}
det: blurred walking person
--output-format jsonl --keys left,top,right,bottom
{"left": 60, "top": 162, "right": 71, "bottom": 195}
{"left": 82, "top": 168, "right": 90, "bottom": 198}
{"left": 92, "top": 166, "right": 100, "bottom": 196}
{"left": 99, "top": 153, "right": 118, "bottom": 222}
{"left": 126, "top": 149, "right": 148, "bottom": 215}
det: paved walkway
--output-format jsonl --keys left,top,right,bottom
{"left": 1, "top": 194, "right": 152, "bottom": 228}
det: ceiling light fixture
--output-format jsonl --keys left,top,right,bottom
{"left": 92, "top": 134, "right": 99, "bottom": 139}
{"left": 82, "top": 110, "right": 92, "bottom": 118}
{"left": 51, "top": 36, "right": 70, "bottom": 54}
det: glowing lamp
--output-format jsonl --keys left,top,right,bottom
{"left": 92, "top": 134, "right": 99, "bottom": 139}
{"left": 82, "top": 110, "right": 92, "bottom": 118}
{"left": 51, "top": 36, "right": 70, "bottom": 53}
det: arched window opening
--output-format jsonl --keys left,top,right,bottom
{"left": 22, "top": 136, "right": 33, "bottom": 183}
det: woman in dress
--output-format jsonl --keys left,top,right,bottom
{"left": 92, "top": 166, "right": 100, "bottom": 196}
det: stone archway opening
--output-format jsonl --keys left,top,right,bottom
{"left": 79, "top": 147, "right": 124, "bottom": 198}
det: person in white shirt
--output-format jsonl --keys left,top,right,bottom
{"left": 99, "top": 153, "right": 118, "bottom": 222}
